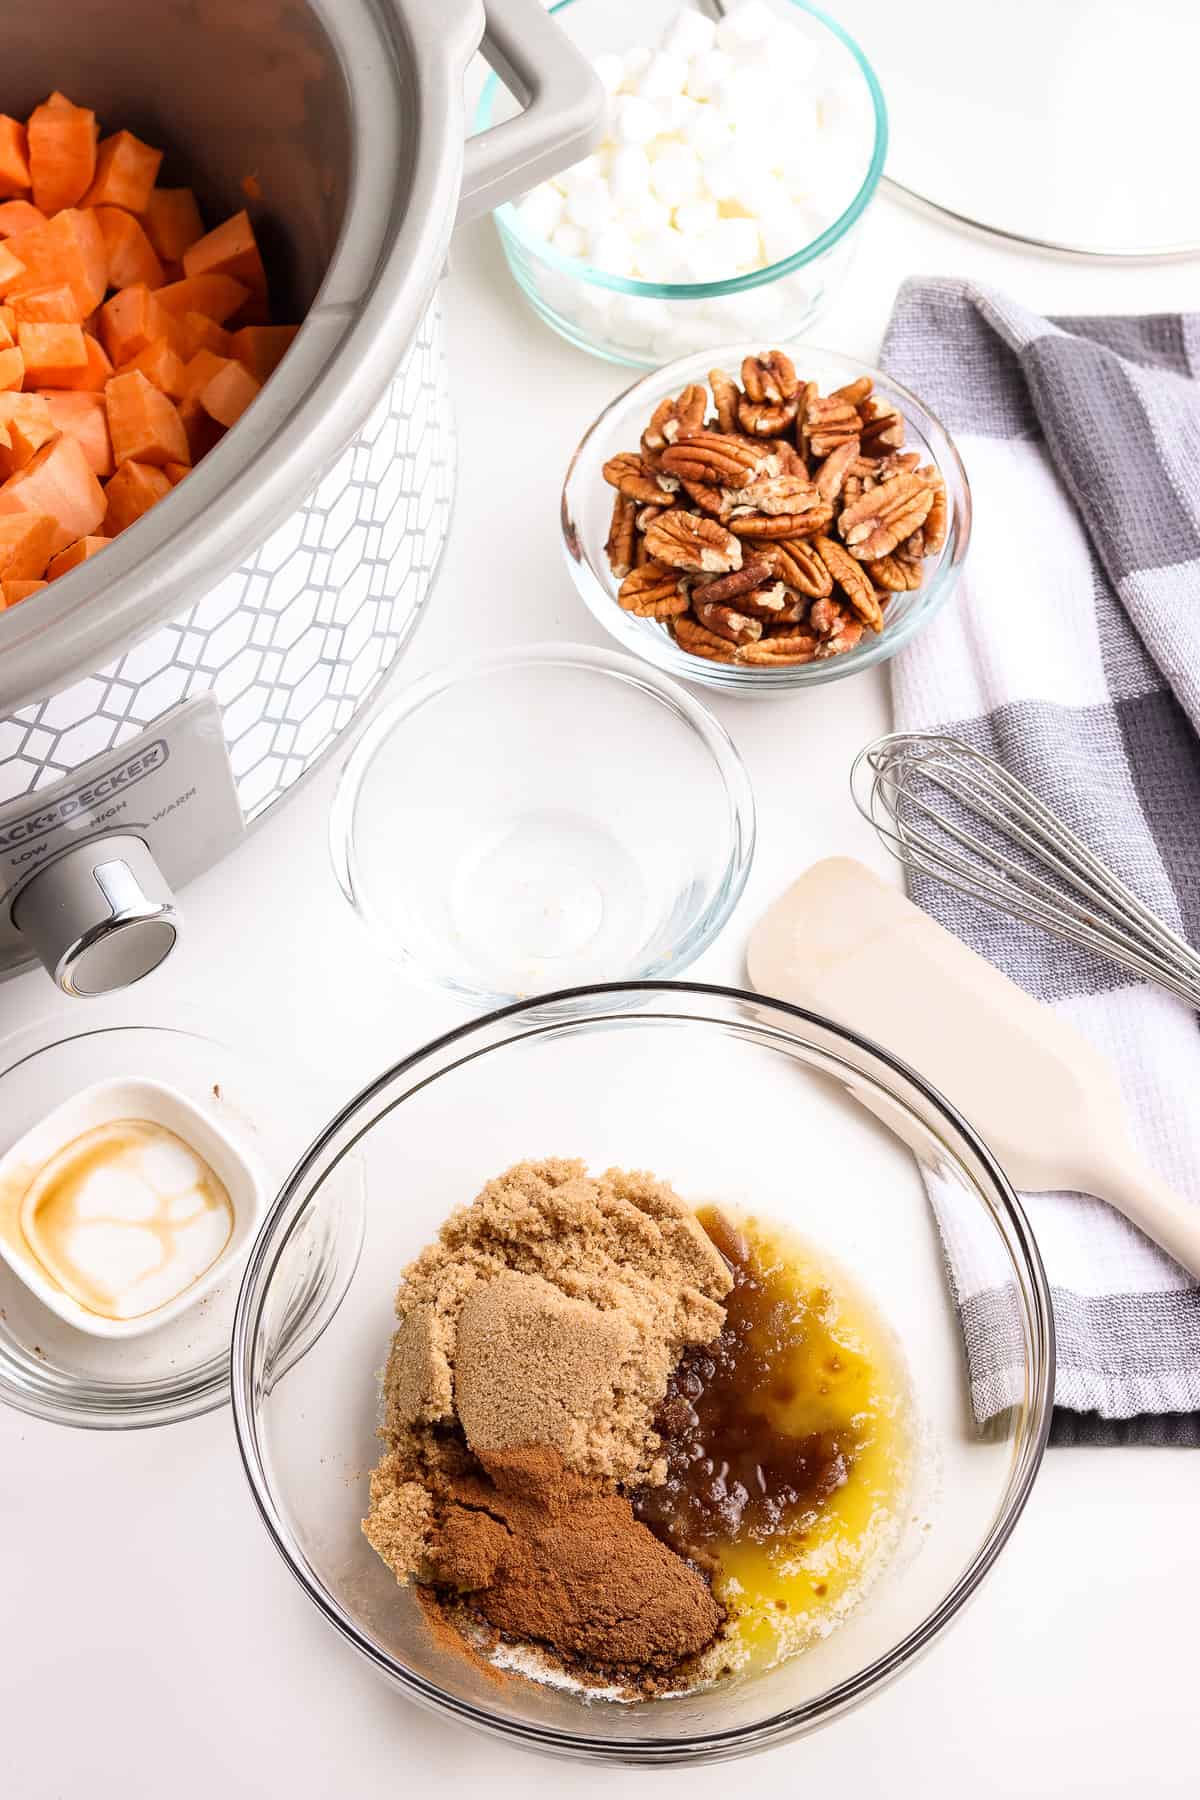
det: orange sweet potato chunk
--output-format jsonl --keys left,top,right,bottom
{"left": 0, "top": 393, "right": 58, "bottom": 475}
{"left": 83, "top": 131, "right": 162, "bottom": 213}
{"left": 155, "top": 273, "right": 248, "bottom": 325}
{"left": 0, "top": 117, "right": 30, "bottom": 199}
{"left": 116, "top": 336, "right": 185, "bottom": 399}
{"left": 0, "top": 434, "right": 106, "bottom": 550}
{"left": 182, "top": 209, "right": 267, "bottom": 297}
{"left": 9, "top": 282, "right": 79, "bottom": 324}
{"left": 46, "top": 533, "right": 110, "bottom": 577}
{"left": 0, "top": 242, "right": 24, "bottom": 293}
{"left": 230, "top": 324, "right": 297, "bottom": 381}
{"left": 105, "top": 369, "right": 189, "bottom": 468}
{"left": 102, "top": 457, "right": 171, "bottom": 534}
{"left": 176, "top": 310, "right": 232, "bottom": 360}
{"left": 54, "top": 332, "right": 112, "bottom": 392}
{"left": 162, "top": 459, "right": 189, "bottom": 485}
{"left": 0, "top": 345, "right": 24, "bottom": 389}
{"left": 142, "top": 188, "right": 204, "bottom": 263}
{"left": 3, "top": 577, "right": 48, "bottom": 605}
{"left": 41, "top": 390, "right": 112, "bottom": 476}
{"left": 98, "top": 282, "right": 166, "bottom": 365}
{"left": 0, "top": 511, "right": 57, "bottom": 579}
{"left": 95, "top": 206, "right": 164, "bottom": 290}
{"left": 4, "top": 208, "right": 107, "bottom": 316}
{"left": 28, "top": 94, "right": 98, "bottom": 214}
{"left": 201, "top": 359, "right": 261, "bottom": 428}
{"left": 0, "top": 200, "right": 45, "bottom": 238}
{"left": 18, "top": 321, "right": 87, "bottom": 385}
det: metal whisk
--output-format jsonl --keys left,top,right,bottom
{"left": 851, "top": 731, "right": 1200, "bottom": 1012}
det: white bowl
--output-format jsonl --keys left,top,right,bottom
{"left": 0, "top": 1076, "right": 264, "bottom": 1339}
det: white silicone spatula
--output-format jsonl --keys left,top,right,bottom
{"left": 747, "top": 857, "right": 1200, "bottom": 1278}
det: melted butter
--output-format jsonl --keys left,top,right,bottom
{"left": 636, "top": 1208, "right": 911, "bottom": 1677}
{"left": 18, "top": 1119, "right": 233, "bottom": 1322}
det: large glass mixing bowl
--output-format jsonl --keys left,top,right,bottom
{"left": 231, "top": 983, "right": 1052, "bottom": 1764}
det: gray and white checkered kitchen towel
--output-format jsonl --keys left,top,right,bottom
{"left": 880, "top": 279, "right": 1200, "bottom": 1445}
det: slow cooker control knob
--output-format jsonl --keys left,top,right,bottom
{"left": 12, "top": 835, "right": 179, "bottom": 997}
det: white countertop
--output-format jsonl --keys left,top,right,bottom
{"left": 3, "top": 183, "right": 1198, "bottom": 1797}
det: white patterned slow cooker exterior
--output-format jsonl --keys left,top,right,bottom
{"left": 0, "top": 302, "right": 454, "bottom": 820}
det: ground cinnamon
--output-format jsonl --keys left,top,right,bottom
{"left": 424, "top": 1445, "right": 721, "bottom": 1682}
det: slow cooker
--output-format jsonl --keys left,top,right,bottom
{"left": 0, "top": 0, "right": 601, "bottom": 994}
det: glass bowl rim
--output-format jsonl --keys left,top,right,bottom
{"left": 474, "top": 0, "right": 890, "bottom": 301}
{"left": 328, "top": 642, "right": 757, "bottom": 1005}
{"left": 563, "top": 342, "right": 973, "bottom": 693}
{"left": 230, "top": 978, "right": 1054, "bottom": 1761}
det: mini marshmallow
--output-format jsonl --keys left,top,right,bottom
{"left": 661, "top": 10, "right": 717, "bottom": 60}
{"left": 620, "top": 46, "right": 653, "bottom": 90}
{"left": 673, "top": 197, "right": 720, "bottom": 239}
{"left": 706, "top": 214, "right": 763, "bottom": 270}
{"left": 550, "top": 221, "right": 587, "bottom": 261}
{"left": 611, "top": 145, "right": 652, "bottom": 203}
{"left": 515, "top": 184, "right": 563, "bottom": 242}
{"left": 559, "top": 153, "right": 607, "bottom": 193}
{"left": 683, "top": 104, "right": 734, "bottom": 160}
{"left": 715, "top": 0, "right": 777, "bottom": 53}
{"left": 590, "top": 226, "right": 637, "bottom": 277}
{"left": 653, "top": 93, "right": 702, "bottom": 136}
{"left": 612, "top": 94, "right": 660, "bottom": 146}
{"left": 618, "top": 192, "right": 672, "bottom": 239}
{"left": 638, "top": 51, "right": 690, "bottom": 101}
{"left": 632, "top": 226, "right": 684, "bottom": 282}
{"left": 684, "top": 48, "right": 732, "bottom": 101}
{"left": 565, "top": 180, "right": 615, "bottom": 234}
{"left": 649, "top": 144, "right": 702, "bottom": 207}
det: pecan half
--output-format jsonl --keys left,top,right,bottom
{"left": 816, "top": 614, "right": 865, "bottom": 658}
{"left": 679, "top": 477, "right": 731, "bottom": 519}
{"left": 794, "top": 379, "right": 818, "bottom": 467}
{"left": 868, "top": 554, "right": 923, "bottom": 593}
{"left": 858, "top": 398, "right": 905, "bottom": 455}
{"left": 921, "top": 469, "right": 948, "bottom": 555}
{"left": 832, "top": 375, "right": 873, "bottom": 408}
{"left": 838, "top": 472, "right": 934, "bottom": 563}
{"left": 605, "top": 491, "right": 636, "bottom": 579}
{"left": 709, "top": 366, "right": 741, "bottom": 435}
{"left": 728, "top": 579, "right": 801, "bottom": 622}
{"left": 641, "top": 383, "right": 708, "bottom": 462}
{"left": 673, "top": 615, "right": 738, "bottom": 663}
{"left": 805, "top": 392, "right": 861, "bottom": 457}
{"left": 636, "top": 502, "right": 671, "bottom": 532}
{"left": 737, "top": 630, "right": 820, "bottom": 665}
{"left": 661, "top": 432, "right": 779, "bottom": 487}
{"left": 730, "top": 502, "right": 834, "bottom": 541}
{"left": 693, "top": 598, "right": 764, "bottom": 645}
{"left": 762, "top": 539, "right": 833, "bottom": 598}
{"left": 645, "top": 509, "right": 742, "bottom": 573}
{"left": 691, "top": 557, "right": 774, "bottom": 603}
{"left": 813, "top": 534, "right": 885, "bottom": 632}
{"left": 725, "top": 474, "right": 821, "bottom": 517}
{"left": 813, "top": 436, "right": 861, "bottom": 504}
{"left": 738, "top": 351, "right": 800, "bottom": 435}
{"left": 617, "top": 562, "right": 689, "bottom": 618}
{"left": 602, "top": 451, "right": 668, "bottom": 505}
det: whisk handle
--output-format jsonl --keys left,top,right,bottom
{"left": 1086, "top": 1154, "right": 1200, "bottom": 1280}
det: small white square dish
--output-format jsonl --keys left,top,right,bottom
{"left": 0, "top": 1077, "right": 264, "bottom": 1339}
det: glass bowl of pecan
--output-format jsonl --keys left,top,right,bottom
{"left": 562, "top": 344, "right": 971, "bottom": 690}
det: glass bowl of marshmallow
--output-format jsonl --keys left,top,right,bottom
{"left": 475, "top": 0, "right": 887, "bottom": 367}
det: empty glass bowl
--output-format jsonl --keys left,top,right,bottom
{"left": 474, "top": 0, "right": 887, "bottom": 367}
{"left": 329, "top": 647, "right": 754, "bottom": 1007}
{"left": 231, "top": 983, "right": 1052, "bottom": 1764}
{"left": 563, "top": 343, "right": 971, "bottom": 692}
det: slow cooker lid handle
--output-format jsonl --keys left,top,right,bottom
{"left": 456, "top": 0, "right": 605, "bottom": 226}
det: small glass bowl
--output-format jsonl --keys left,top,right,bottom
{"left": 231, "top": 983, "right": 1053, "bottom": 1764}
{"left": 563, "top": 342, "right": 972, "bottom": 693}
{"left": 474, "top": 0, "right": 887, "bottom": 367}
{"left": 328, "top": 646, "right": 754, "bottom": 1009}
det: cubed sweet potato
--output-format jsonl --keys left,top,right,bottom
{"left": 0, "top": 242, "right": 25, "bottom": 293}
{"left": 0, "top": 511, "right": 57, "bottom": 579}
{"left": 2, "top": 577, "right": 48, "bottom": 605}
{"left": 18, "top": 321, "right": 87, "bottom": 385}
{"left": 41, "top": 390, "right": 112, "bottom": 476}
{"left": 201, "top": 358, "right": 260, "bottom": 427}
{"left": 230, "top": 324, "right": 297, "bottom": 382}
{"left": 98, "top": 282, "right": 166, "bottom": 365}
{"left": 102, "top": 456, "right": 171, "bottom": 534}
{"left": 54, "top": 332, "right": 112, "bottom": 391}
{"left": 0, "top": 393, "right": 58, "bottom": 475}
{"left": 176, "top": 310, "right": 232, "bottom": 361}
{"left": 0, "top": 200, "right": 45, "bottom": 238}
{"left": 95, "top": 206, "right": 163, "bottom": 290}
{"left": 83, "top": 131, "right": 162, "bottom": 213}
{"left": 0, "top": 345, "right": 24, "bottom": 389}
{"left": 0, "top": 117, "right": 30, "bottom": 200}
{"left": 105, "top": 368, "right": 189, "bottom": 468}
{"left": 8, "top": 282, "right": 79, "bottom": 323}
{"left": 0, "top": 432, "right": 106, "bottom": 549}
{"left": 46, "top": 532, "right": 110, "bottom": 577}
{"left": 28, "top": 94, "right": 98, "bottom": 214}
{"left": 116, "top": 336, "right": 185, "bottom": 399}
{"left": 142, "top": 187, "right": 204, "bottom": 262}
{"left": 5, "top": 208, "right": 107, "bottom": 316}
{"left": 182, "top": 209, "right": 267, "bottom": 298}
{"left": 162, "top": 459, "right": 189, "bottom": 485}
{"left": 155, "top": 273, "right": 248, "bottom": 325}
